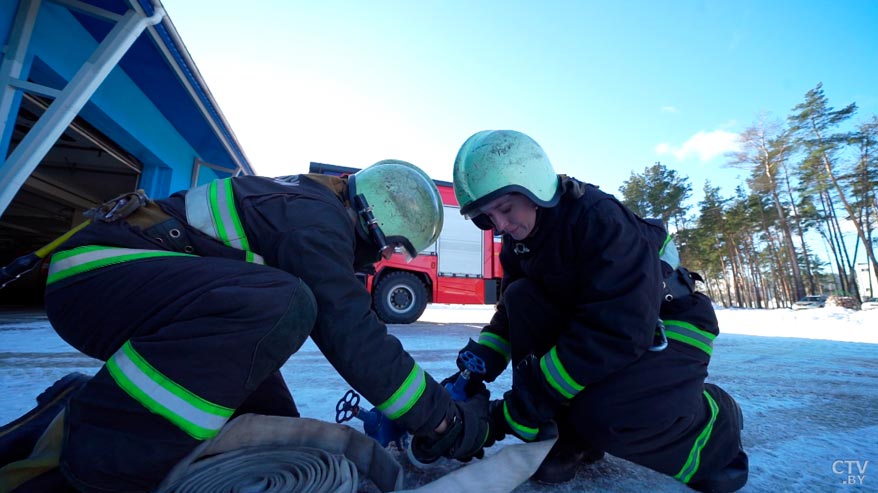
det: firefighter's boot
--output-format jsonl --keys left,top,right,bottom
{"left": 0, "top": 373, "right": 91, "bottom": 465}
{"left": 531, "top": 432, "right": 605, "bottom": 485}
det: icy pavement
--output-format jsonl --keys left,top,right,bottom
{"left": 1, "top": 305, "right": 877, "bottom": 492}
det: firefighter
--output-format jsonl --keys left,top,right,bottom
{"left": 447, "top": 130, "right": 748, "bottom": 492}
{"left": 4, "top": 160, "right": 490, "bottom": 492}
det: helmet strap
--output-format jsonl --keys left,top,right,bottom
{"left": 353, "top": 193, "right": 388, "bottom": 251}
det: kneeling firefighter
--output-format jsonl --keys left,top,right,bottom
{"left": 445, "top": 130, "right": 748, "bottom": 492}
{"left": 2, "top": 160, "right": 490, "bottom": 492}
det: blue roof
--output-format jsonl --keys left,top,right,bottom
{"left": 70, "top": 0, "right": 253, "bottom": 175}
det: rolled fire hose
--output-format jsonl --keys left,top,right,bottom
{"left": 158, "top": 414, "right": 557, "bottom": 493}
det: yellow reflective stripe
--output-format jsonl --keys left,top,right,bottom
{"left": 503, "top": 401, "right": 538, "bottom": 441}
{"left": 478, "top": 332, "right": 511, "bottom": 362}
{"left": 675, "top": 390, "right": 719, "bottom": 483}
{"left": 187, "top": 179, "right": 259, "bottom": 259}
{"left": 664, "top": 320, "right": 715, "bottom": 356}
{"left": 47, "top": 246, "right": 195, "bottom": 284}
{"left": 245, "top": 251, "right": 265, "bottom": 264}
{"left": 540, "top": 346, "right": 585, "bottom": 399}
{"left": 376, "top": 363, "right": 426, "bottom": 420}
{"left": 107, "top": 341, "right": 233, "bottom": 440}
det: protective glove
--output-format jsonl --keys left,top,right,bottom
{"left": 494, "top": 353, "right": 562, "bottom": 442}
{"left": 457, "top": 338, "right": 508, "bottom": 383}
{"left": 409, "top": 391, "right": 491, "bottom": 463}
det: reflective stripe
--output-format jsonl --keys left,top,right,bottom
{"left": 47, "top": 246, "right": 195, "bottom": 284}
{"left": 540, "top": 346, "right": 585, "bottom": 399}
{"left": 675, "top": 390, "right": 719, "bottom": 483}
{"left": 478, "top": 332, "right": 511, "bottom": 362}
{"left": 107, "top": 341, "right": 233, "bottom": 440}
{"left": 186, "top": 178, "right": 261, "bottom": 262}
{"left": 503, "top": 401, "right": 538, "bottom": 441}
{"left": 376, "top": 363, "right": 426, "bottom": 420}
{"left": 664, "top": 320, "right": 716, "bottom": 356}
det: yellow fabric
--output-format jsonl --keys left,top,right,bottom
{"left": 0, "top": 410, "right": 65, "bottom": 491}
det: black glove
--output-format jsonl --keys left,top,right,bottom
{"left": 496, "top": 354, "right": 562, "bottom": 442}
{"left": 409, "top": 392, "right": 491, "bottom": 463}
{"left": 458, "top": 338, "right": 508, "bottom": 382}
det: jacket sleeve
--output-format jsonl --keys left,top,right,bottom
{"left": 464, "top": 240, "right": 526, "bottom": 381}
{"left": 537, "top": 198, "right": 662, "bottom": 405}
{"left": 264, "top": 198, "right": 451, "bottom": 435}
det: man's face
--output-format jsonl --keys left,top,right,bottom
{"left": 479, "top": 194, "right": 538, "bottom": 241}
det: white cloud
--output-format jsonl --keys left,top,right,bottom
{"left": 660, "top": 105, "right": 679, "bottom": 113}
{"left": 655, "top": 129, "right": 740, "bottom": 162}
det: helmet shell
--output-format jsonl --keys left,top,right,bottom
{"left": 453, "top": 130, "right": 560, "bottom": 224}
{"left": 349, "top": 159, "right": 443, "bottom": 256}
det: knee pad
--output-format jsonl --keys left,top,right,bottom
{"left": 245, "top": 279, "right": 317, "bottom": 390}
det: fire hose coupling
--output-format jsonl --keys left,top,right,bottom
{"left": 335, "top": 389, "right": 407, "bottom": 449}
{"left": 445, "top": 351, "right": 486, "bottom": 401}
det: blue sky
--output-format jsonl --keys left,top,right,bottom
{"left": 163, "top": 0, "right": 878, "bottom": 208}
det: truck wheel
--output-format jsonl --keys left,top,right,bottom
{"left": 373, "top": 272, "right": 428, "bottom": 324}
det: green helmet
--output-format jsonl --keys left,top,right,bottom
{"left": 453, "top": 130, "right": 560, "bottom": 230}
{"left": 348, "top": 159, "right": 443, "bottom": 258}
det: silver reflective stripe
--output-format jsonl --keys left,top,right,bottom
{"left": 107, "top": 341, "right": 233, "bottom": 440}
{"left": 539, "top": 346, "right": 585, "bottom": 399}
{"left": 186, "top": 179, "right": 261, "bottom": 262}
{"left": 48, "top": 246, "right": 194, "bottom": 284}
{"left": 376, "top": 364, "right": 426, "bottom": 420}
{"left": 186, "top": 181, "right": 217, "bottom": 241}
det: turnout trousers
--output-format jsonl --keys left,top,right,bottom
{"left": 503, "top": 278, "right": 747, "bottom": 491}
{"left": 44, "top": 255, "right": 317, "bottom": 492}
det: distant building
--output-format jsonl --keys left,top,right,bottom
{"left": 856, "top": 262, "right": 877, "bottom": 300}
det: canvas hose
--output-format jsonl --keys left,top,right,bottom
{"left": 157, "top": 414, "right": 558, "bottom": 493}
{"left": 159, "top": 445, "right": 358, "bottom": 493}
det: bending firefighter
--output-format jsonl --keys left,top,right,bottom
{"left": 0, "top": 160, "right": 490, "bottom": 492}
{"left": 446, "top": 130, "right": 748, "bottom": 492}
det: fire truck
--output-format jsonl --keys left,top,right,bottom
{"left": 309, "top": 162, "right": 503, "bottom": 324}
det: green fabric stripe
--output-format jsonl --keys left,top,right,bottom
{"left": 503, "top": 401, "right": 538, "bottom": 441}
{"left": 47, "top": 248, "right": 194, "bottom": 284}
{"left": 107, "top": 349, "right": 217, "bottom": 440}
{"left": 377, "top": 364, "right": 426, "bottom": 420}
{"left": 208, "top": 181, "right": 229, "bottom": 245}
{"left": 120, "top": 342, "right": 233, "bottom": 418}
{"left": 478, "top": 332, "right": 511, "bottom": 362}
{"left": 222, "top": 179, "right": 250, "bottom": 251}
{"left": 667, "top": 332, "right": 713, "bottom": 356}
{"left": 540, "top": 347, "right": 584, "bottom": 399}
{"left": 675, "top": 390, "right": 720, "bottom": 483}
{"left": 663, "top": 320, "right": 716, "bottom": 341}
{"left": 659, "top": 234, "right": 673, "bottom": 257}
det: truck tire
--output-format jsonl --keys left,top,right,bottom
{"left": 373, "top": 272, "right": 428, "bottom": 324}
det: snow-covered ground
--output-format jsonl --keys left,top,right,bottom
{"left": 1, "top": 304, "right": 877, "bottom": 492}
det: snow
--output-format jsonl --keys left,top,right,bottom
{"left": 2, "top": 304, "right": 877, "bottom": 492}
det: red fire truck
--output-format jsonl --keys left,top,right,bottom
{"left": 309, "top": 162, "right": 503, "bottom": 323}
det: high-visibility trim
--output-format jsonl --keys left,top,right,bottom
{"left": 478, "top": 332, "right": 511, "bottom": 362}
{"left": 675, "top": 390, "right": 719, "bottom": 483}
{"left": 503, "top": 401, "right": 538, "bottom": 441}
{"left": 664, "top": 320, "right": 716, "bottom": 356}
{"left": 540, "top": 346, "right": 585, "bottom": 399}
{"left": 186, "top": 179, "right": 261, "bottom": 262}
{"left": 47, "top": 246, "right": 195, "bottom": 284}
{"left": 107, "top": 341, "right": 233, "bottom": 440}
{"left": 376, "top": 363, "right": 426, "bottom": 420}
